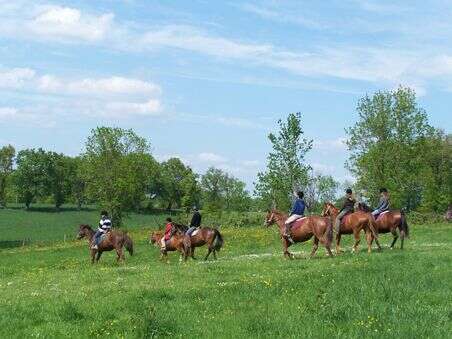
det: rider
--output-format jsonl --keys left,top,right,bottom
{"left": 372, "top": 188, "right": 390, "bottom": 218}
{"left": 334, "top": 188, "right": 356, "bottom": 234}
{"left": 187, "top": 207, "right": 201, "bottom": 236}
{"left": 92, "top": 211, "right": 112, "bottom": 249}
{"left": 283, "top": 191, "right": 306, "bottom": 242}
{"left": 161, "top": 217, "right": 173, "bottom": 251}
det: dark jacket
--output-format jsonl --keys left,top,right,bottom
{"left": 291, "top": 198, "right": 306, "bottom": 216}
{"left": 340, "top": 196, "right": 356, "bottom": 212}
{"left": 190, "top": 211, "right": 202, "bottom": 227}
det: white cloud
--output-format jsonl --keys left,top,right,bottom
{"left": 0, "top": 107, "right": 18, "bottom": 119}
{"left": 0, "top": 68, "right": 35, "bottom": 88}
{"left": 105, "top": 99, "right": 161, "bottom": 116}
{"left": 198, "top": 152, "right": 228, "bottom": 163}
{"left": 313, "top": 137, "right": 347, "bottom": 151}
{"left": 26, "top": 6, "right": 114, "bottom": 42}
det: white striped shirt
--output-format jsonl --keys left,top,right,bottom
{"left": 98, "top": 218, "right": 112, "bottom": 232}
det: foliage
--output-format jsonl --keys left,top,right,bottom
{"left": 346, "top": 87, "right": 438, "bottom": 210}
{"left": 255, "top": 112, "right": 312, "bottom": 211}
{"left": 82, "top": 127, "right": 152, "bottom": 225}
{"left": 0, "top": 144, "right": 15, "bottom": 207}
{"left": 304, "top": 172, "right": 340, "bottom": 212}
{"left": 201, "top": 167, "right": 251, "bottom": 212}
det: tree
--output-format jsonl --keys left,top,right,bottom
{"left": 83, "top": 127, "right": 151, "bottom": 225}
{"left": 181, "top": 171, "right": 202, "bottom": 212}
{"left": 255, "top": 112, "right": 312, "bottom": 211}
{"left": 346, "top": 87, "right": 434, "bottom": 210}
{"left": 304, "top": 172, "right": 339, "bottom": 212}
{"left": 0, "top": 145, "right": 15, "bottom": 207}
{"left": 47, "top": 152, "right": 73, "bottom": 210}
{"left": 160, "top": 158, "right": 191, "bottom": 210}
{"left": 14, "top": 148, "right": 50, "bottom": 209}
{"left": 68, "top": 156, "right": 87, "bottom": 210}
{"left": 201, "top": 167, "right": 250, "bottom": 212}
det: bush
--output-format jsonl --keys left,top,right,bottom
{"left": 407, "top": 211, "right": 445, "bottom": 225}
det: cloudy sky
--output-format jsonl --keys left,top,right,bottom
{"left": 1, "top": 0, "right": 451, "bottom": 190}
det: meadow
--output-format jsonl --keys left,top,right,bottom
{"left": 0, "top": 206, "right": 451, "bottom": 338}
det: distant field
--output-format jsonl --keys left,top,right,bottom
{"left": 0, "top": 207, "right": 451, "bottom": 338}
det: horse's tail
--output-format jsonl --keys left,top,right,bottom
{"left": 325, "top": 218, "right": 333, "bottom": 245}
{"left": 400, "top": 210, "right": 409, "bottom": 238}
{"left": 367, "top": 216, "right": 379, "bottom": 240}
{"left": 124, "top": 234, "right": 134, "bottom": 256}
{"left": 212, "top": 228, "right": 224, "bottom": 251}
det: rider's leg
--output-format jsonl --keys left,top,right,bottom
{"left": 92, "top": 230, "right": 101, "bottom": 249}
{"left": 160, "top": 237, "right": 166, "bottom": 250}
{"left": 284, "top": 214, "right": 300, "bottom": 237}
{"left": 334, "top": 210, "right": 347, "bottom": 234}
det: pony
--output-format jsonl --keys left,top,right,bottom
{"left": 357, "top": 202, "right": 409, "bottom": 249}
{"left": 77, "top": 224, "right": 133, "bottom": 264}
{"left": 321, "top": 202, "right": 381, "bottom": 253}
{"left": 264, "top": 209, "right": 334, "bottom": 258}
{"left": 173, "top": 223, "right": 224, "bottom": 260}
{"left": 149, "top": 229, "right": 191, "bottom": 262}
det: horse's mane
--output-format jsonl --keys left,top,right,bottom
{"left": 80, "top": 224, "right": 93, "bottom": 231}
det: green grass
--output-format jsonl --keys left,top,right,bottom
{"left": 0, "top": 207, "right": 451, "bottom": 338}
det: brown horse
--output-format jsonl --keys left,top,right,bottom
{"left": 77, "top": 224, "right": 133, "bottom": 264}
{"left": 149, "top": 230, "right": 191, "bottom": 262}
{"left": 174, "top": 224, "right": 224, "bottom": 260}
{"left": 321, "top": 203, "right": 381, "bottom": 254}
{"left": 264, "top": 209, "right": 334, "bottom": 258}
{"left": 357, "top": 203, "right": 409, "bottom": 249}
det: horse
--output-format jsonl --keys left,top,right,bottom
{"left": 77, "top": 224, "right": 133, "bottom": 264}
{"left": 264, "top": 209, "right": 334, "bottom": 258}
{"left": 149, "top": 229, "right": 191, "bottom": 262}
{"left": 356, "top": 202, "right": 409, "bottom": 249}
{"left": 321, "top": 202, "right": 381, "bottom": 254}
{"left": 173, "top": 223, "right": 224, "bottom": 260}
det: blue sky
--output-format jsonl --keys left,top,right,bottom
{"left": 1, "top": 0, "right": 451, "bottom": 190}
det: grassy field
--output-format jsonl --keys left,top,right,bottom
{"left": 0, "top": 207, "right": 451, "bottom": 338}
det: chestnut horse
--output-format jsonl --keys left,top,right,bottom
{"left": 357, "top": 203, "right": 409, "bottom": 249}
{"left": 264, "top": 210, "right": 334, "bottom": 258}
{"left": 321, "top": 203, "right": 381, "bottom": 253}
{"left": 149, "top": 230, "right": 191, "bottom": 262}
{"left": 77, "top": 224, "right": 133, "bottom": 264}
{"left": 173, "top": 224, "right": 224, "bottom": 260}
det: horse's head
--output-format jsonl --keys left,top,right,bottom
{"left": 321, "top": 203, "right": 335, "bottom": 217}
{"left": 149, "top": 231, "right": 162, "bottom": 246}
{"left": 264, "top": 209, "right": 283, "bottom": 227}
{"left": 356, "top": 202, "right": 371, "bottom": 213}
{"left": 77, "top": 224, "right": 91, "bottom": 239}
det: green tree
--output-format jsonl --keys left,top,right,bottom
{"left": 160, "top": 158, "right": 192, "bottom": 210}
{"left": 47, "top": 152, "right": 73, "bottom": 210}
{"left": 201, "top": 167, "right": 250, "bottom": 212}
{"left": 14, "top": 148, "right": 50, "bottom": 209}
{"left": 346, "top": 87, "right": 434, "bottom": 210}
{"left": 83, "top": 127, "right": 151, "bottom": 225}
{"left": 68, "top": 156, "right": 87, "bottom": 210}
{"left": 255, "top": 112, "right": 312, "bottom": 211}
{"left": 181, "top": 171, "right": 202, "bottom": 212}
{"left": 420, "top": 131, "right": 452, "bottom": 212}
{"left": 0, "top": 145, "right": 15, "bottom": 207}
{"left": 305, "top": 173, "right": 339, "bottom": 211}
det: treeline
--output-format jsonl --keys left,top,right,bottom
{"left": 254, "top": 87, "right": 451, "bottom": 213}
{"left": 0, "top": 128, "right": 257, "bottom": 223}
{"left": 0, "top": 87, "right": 450, "bottom": 222}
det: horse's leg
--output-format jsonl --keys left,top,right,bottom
{"left": 281, "top": 237, "right": 292, "bottom": 258}
{"left": 366, "top": 231, "right": 373, "bottom": 253}
{"left": 204, "top": 248, "right": 212, "bottom": 260}
{"left": 191, "top": 247, "right": 196, "bottom": 260}
{"left": 352, "top": 230, "right": 360, "bottom": 253}
{"left": 400, "top": 230, "right": 405, "bottom": 250}
{"left": 91, "top": 250, "right": 96, "bottom": 264}
{"left": 310, "top": 237, "right": 319, "bottom": 258}
{"left": 116, "top": 248, "right": 122, "bottom": 262}
{"left": 96, "top": 251, "right": 102, "bottom": 262}
{"left": 390, "top": 229, "right": 398, "bottom": 249}
{"left": 213, "top": 250, "right": 217, "bottom": 260}
{"left": 336, "top": 233, "right": 342, "bottom": 254}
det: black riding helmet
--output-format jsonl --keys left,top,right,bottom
{"left": 345, "top": 188, "right": 353, "bottom": 194}
{"left": 380, "top": 188, "right": 388, "bottom": 193}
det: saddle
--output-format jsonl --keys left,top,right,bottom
{"left": 376, "top": 210, "right": 390, "bottom": 220}
{"left": 291, "top": 217, "right": 307, "bottom": 230}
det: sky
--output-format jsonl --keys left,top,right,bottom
{"left": 1, "top": 0, "right": 451, "bottom": 191}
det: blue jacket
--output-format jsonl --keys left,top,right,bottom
{"left": 291, "top": 198, "right": 306, "bottom": 216}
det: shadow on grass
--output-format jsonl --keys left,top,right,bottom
{"left": 0, "top": 240, "right": 27, "bottom": 249}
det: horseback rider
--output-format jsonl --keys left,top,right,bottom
{"left": 372, "top": 188, "right": 390, "bottom": 218}
{"left": 334, "top": 188, "right": 356, "bottom": 234}
{"left": 92, "top": 211, "right": 112, "bottom": 249}
{"left": 187, "top": 207, "right": 201, "bottom": 236}
{"left": 283, "top": 191, "right": 306, "bottom": 242}
{"left": 161, "top": 217, "right": 173, "bottom": 251}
